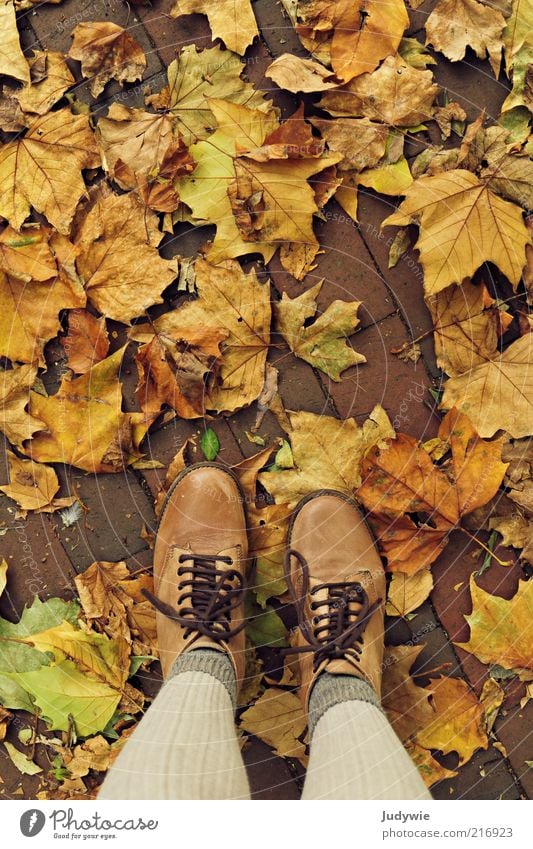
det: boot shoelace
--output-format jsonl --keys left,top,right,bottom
{"left": 143, "top": 553, "right": 245, "bottom": 641}
{"left": 283, "top": 548, "right": 381, "bottom": 672}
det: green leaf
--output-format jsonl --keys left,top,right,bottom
{"left": 0, "top": 673, "right": 35, "bottom": 712}
{"left": 0, "top": 639, "right": 51, "bottom": 674}
{"left": 245, "top": 598, "right": 287, "bottom": 648}
{"left": 129, "top": 655, "right": 155, "bottom": 677}
{"left": 254, "top": 556, "right": 288, "bottom": 609}
{"left": 3, "top": 742, "right": 42, "bottom": 775}
{"left": 274, "top": 440, "right": 294, "bottom": 470}
{"left": 8, "top": 659, "right": 121, "bottom": 737}
{"left": 0, "top": 597, "right": 80, "bottom": 639}
{"left": 200, "top": 427, "right": 220, "bottom": 461}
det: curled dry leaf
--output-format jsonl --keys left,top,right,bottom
{"left": 358, "top": 408, "right": 508, "bottom": 573}
{"left": 274, "top": 280, "right": 366, "bottom": 380}
{"left": 61, "top": 309, "right": 109, "bottom": 375}
{"left": 425, "top": 0, "right": 506, "bottom": 78}
{"left": 383, "top": 169, "right": 531, "bottom": 295}
{"left": 318, "top": 56, "right": 440, "bottom": 127}
{"left": 265, "top": 54, "right": 339, "bottom": 93}
{"left": 171, "top": 0, "right": 259, "bottom": 55}
{"left": 0, "top": 0, "right": 30, "bottom": 82}
{"left": 74, "top": 190, "right": 177, "bottom": 322}
{"left": 68, "top": 21, "right": 146, "bottom": 98}
{"left": 26, "top": 347, "right": 144, "bottom": 474}
{"left": 131, "top": 259, "right": 271, "bottom": 414}
{"left": 440, "top": 333, "right": 533, "bottom": 438}
{"left": 0, "top": 365, "right": 45, "bottom": 448}
{"left": 456, "top": 575, "right": 533, "bottom": 676}
{"left": 0, "top": 108, "right": 101, "bottom": 234}
{"left": 259, "top": 404, "right": 394, "bottom": 507}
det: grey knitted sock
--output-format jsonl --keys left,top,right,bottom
{"left": 308, "top": 672, "right": 384, "bottom": 739}
{"left": 168, "top": 649, "right": 237, "bottom": 710}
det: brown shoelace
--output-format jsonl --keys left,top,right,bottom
{"left": 283, "top": 548, "right": 381, "bottom": 671}
{"left": 143, "top": 553, "right": 245, "bottom": 642}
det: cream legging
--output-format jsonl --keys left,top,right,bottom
{"left": 99, "top": 671, "right": 432, "bottom": 800}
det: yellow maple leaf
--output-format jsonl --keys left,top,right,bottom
{"left": 0, "top": 365, "right": 44, "bottom": 448}
{"left": 239, "top": 688, "right": 307, "bottom": 764}
{"left": 383, "top": 169, "right": 530, "bottom": 294}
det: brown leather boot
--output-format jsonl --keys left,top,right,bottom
{"left": 284, "top": 490, "right": 385, "bottom": 712}
{"left": 144, "top": 463, "right": 249, "bottom": 684}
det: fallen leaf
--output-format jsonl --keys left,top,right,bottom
{"left": 134, "top": 326, "right": 227, "bottom": 419}
{"left": 456, "top": 575, "right": 533, "bottom": 675}
{"left": 434, "top": 101, "right": 468, "bottom": 140}
{"left": 385, "top": 570, "right": 434, "bottom": 616}
{"left": 0, "top": 108, "right": 100, "bottom": 233}
{"left": 26, "top": 347, "right": 142, "bottom": 474}
{"left": 0, "top": 365, "right": 45, "bottom": 448}
{"left": 61, "top": 309, "right": 109, "bottom": 374}
{"left": 0, "top": 451, "right": 60, "bottom": 511}
{"left": 245, "top": 598, "right": 287, "bottom": 648}
{"left": 0, "top": 560, "right": 6, "bottom": 600}
{"left": 274, "top": 280, "right": 366, "bottom": 380}
{"left": 231, "top": 444, "right": 275, "bottom": 503}
{"left": 405, "top": 741, "right": 457, "bottom": 787}
{"left": 96, "top": 104, "right": 194, "bottom": 213}
{"left": 383, "top": 169, "right": 530, "bottom": 295}
{"left": 0, "top": 224, "right": 62, "bottom": 283}
{"left": 74, "top": 189, "right": 177, "bottom": 322}
{"left": 171, "top": 0, "right": 259, "bottom": 55}
{"left": 440, "top": 333, "right": 533, "bottom": 438}
{"left": 9, "top": 660, "right": 121, "bottom": 737}
{"left": 200, "top": 427, "right": 219, "bottom": 461}
{"left": 318, "top": 55, "right": 440, "bottom": 127}
{"left": 425, "top": 0, "right": 506, "bottom": 77}
{"left": 15, "top": 51, "right": 75, "bottom": 116}
{"left": 240, "top": 688, "right": 307, "bottom": 763}
{"left": 131, "top": 259, "right": 271, "bottom": 414}
{"left": 68, "top": 21, "right": 146, "bottom": 98}
{"left": 382, "top": 644, "right": 435, "bottom": 742}
{"left": 480, "top": 677, "right": 505, "bottom": 732}
{"left": 427, "top": 280, "right": 503, "bottom": 377}
{"left": 0, "top": 267, "right": 86, "bottom": 365}
{"left": 357, "top": 155, "right": 413, "bottom": 195}
{"left": 265, "top": 54, "right": 338, "bottom": 92}
{"left": 502, "top": 0, "right": 532, "bottom": 71}
{"left": 61, "top": 734, "right": 114, "bottom": 779}
{"left": 357, "top": 408, "right": 508, "bottom": 573}
{"left": 260, "top": 404, "right": 394, "bottom": 506}
{"left": 416, "top": 676, "right": 489, "bottom": 764}
{"left": 248, "top": 503, "right": 291, "bottom": 607}
{"left": 3, "top": 741, "right": 42, "bottom": 775}
{"left": 147, "top": 44, "right": 271, "bottom": 145}
{"left": 311, "top": 117, "right": 388, "bottom": 171}
{"left": 0, "top": 0, "right": 30, "bottom": 82}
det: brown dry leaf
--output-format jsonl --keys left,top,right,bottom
{"left": 131, "top": 259, "right": 271, "bottom": 414}
{"left": 265, "top": 54, "right": 338, "bottom": 92}
{"left": 74, "top": 190, "right": 177, "bottom": 322}
{"left": 259, "top": 404, "right": 394, "bottom": 507}
{"left": 154, "top": 441, "right": 190, "bottom": 517}
{"left": 311, "top": 117, "right": 388, "bottom": 171}
{"left": 248, "top": 503, "right": 291, "bottom": 607}
{"left": 61, "top": 735, "right": 114, "bottom": 779}
{"left": 135, "top": 327, "right": 228, "bottom": 419}
{"left": 427, "top": 280, "right": 504, "bottom": 377}
{"left": 416, "top": 676, "right": 489, "bottom": 764}
{"left": 434, "top": 101, "right": 467, "bottom": 140}
{"left": 239, "top": 688, "right": 307, "bottom": 764}
{"left": 456, "top": 575, "right": 533, "bottom": 675}
{"left": 171, "top": 0, "right": 258, "bottom": 55}
{"left": 293, "top": 0, "right": 409, "bottom": 83}
{"left": 383, "top": 169, "right": 531, "bottom": 295}
{"left": 440, "top": 333, "right": 533, "bottom": 438}
{"left": 243, "top": 104, "right": 324, "bottom": 162}
{"left": 318, "top": 55, "right": 439, "bottom": 127}
{"left": 385, "top": 569, "right": 434, "bottom": 616}
{"left": 0, "top": 224, "right": 62, "bottom": 283}
{"left": 382, "top": 644, "right": 435, "bottom": 742}
{"left": 358, "top": 408, "right": 508, "bottom": 573}
{"left": 68, "top": 21, "right": 146, "bottom": 98}
{"left": 425, "top": 0, "right": 506, "bottom": 77}
{"left": 0, "top": 267, "right": 86, "bottom": 365}
{"left": 231, "top": 444, "right": 276, "bottom": 504}
{"left": 0, "top": 108, "right": 100, "bottom": 234}
{"left": 61, "top": 309, "right": 109, "bottom": 375}
{"left": 274, "top": 281, "right": 366, "bottom": 380}
{"left": 96, "top": 104, "right": 195, "bottom": 213}
{"left": 480, "top": 677, "right": 505, "bottom": 733}
{"left": 15, "top": 51, "right": 75, "bottom": 116}
{"left": 0, "top": 450, "right": 59, "bottom": 511}
{"left": 26, "top": 347, "right": 142, "bottom": 474}
{"left": 0, "top": 0, "right": 30, "bottom": 82}
{"left": 0, "top": 365, "right": 45, "bottom": 448}
{"left": 405, "top": 741, "right": 457, "bottom": 787}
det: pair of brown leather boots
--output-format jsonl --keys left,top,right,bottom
{"left": 145, "top": 463, "right": 386, "bottom": 713}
